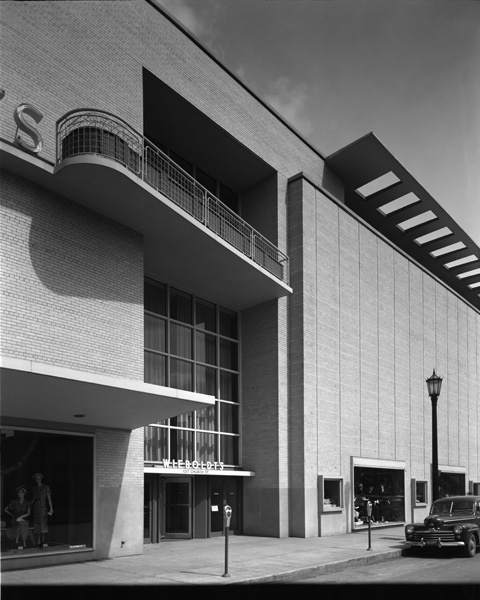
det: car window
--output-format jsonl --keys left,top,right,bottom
{"left": 451, "top": 501, "right": 474, "bottom": 514}
{"left": 431, "top": 501, "right": 452, "bottom": 515}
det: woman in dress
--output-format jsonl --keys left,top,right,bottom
{"left": 5, "top": 485, "right": 31, "bottom": 549}
{"left": 31, "top": 473, "right": 53, "bottom": 548}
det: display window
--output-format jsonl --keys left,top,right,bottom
{"left": 353, "top": 466, "right": 405, "bottom": 527}
{"left": 320, "top": 477, "right": 343, "bottom": 511}
{"left": 1, "top": 428, "right": 93, "bottom": 556}
{"left": 438, "top": 471, "right": 465, "bottom": 497}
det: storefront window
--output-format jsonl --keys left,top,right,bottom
{"left": 1, "top": 428, "right": 93, "bottom": 556}
{"left": 354, "top": 466, "right": 404, "bottom": 526}
{"left": 439, "top": 472, "right": 465, "bottom": 497}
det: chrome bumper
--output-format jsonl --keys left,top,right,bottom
{"left": 407, "top": 539, "right": 464, "bottom": 548}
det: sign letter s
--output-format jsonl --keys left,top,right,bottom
{"left": 14, "top": 104, "right": 43, "bottom": 154}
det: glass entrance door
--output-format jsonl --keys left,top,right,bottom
{"left": 144, "top": 475, "right": 152, "bottom": 542}
{"left": 144, "top": 474, "right": 163, "bottom": 543}
{"left": 164, "top": 478, "right": 192, "bottom": 538}
{"left": 209, "top": 477, "right": 240, "bottom": 536}
{"left": 210, "top": 477, "right": 223, "bottom": 534}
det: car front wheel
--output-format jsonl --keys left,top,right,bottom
{"left": 464, "top": 533, "right": 477, "bottom": 558}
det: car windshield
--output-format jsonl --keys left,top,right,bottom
{"left": 430, "top": 500, "right": 474, "bottom": 515}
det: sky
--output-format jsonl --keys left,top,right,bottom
{"left": 156, "top": 0, "right": 480, "bottom": 247}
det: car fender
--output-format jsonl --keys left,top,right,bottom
{"left": 459, "top": 524, "right": 480, "bottom": 544}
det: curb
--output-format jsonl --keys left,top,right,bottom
{"left": 230, "top": 548, "right": 406, "bottom": 585}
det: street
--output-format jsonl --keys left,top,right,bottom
{"left": 283, "top": 549, "right": 480, "bottom": 584}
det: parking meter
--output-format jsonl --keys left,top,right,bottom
{"left": 366, "top": 501, "right": 372, "bottom": 550}
{"left": 224, "top": 505, "right": 232, "bottom": 528}
{"left": 222, "top": 505, "right": 233, "bottom": 577}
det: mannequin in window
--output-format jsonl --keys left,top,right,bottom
{"left": 5, "top": 485, "right": 31, "bottom": 549}
{"left": 374, "top": 483, "right": 390, "bottom": 522}
{"left": 31, "top": 473, "right": 53, "bottom": 548}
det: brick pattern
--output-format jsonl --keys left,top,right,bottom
{"left": 291, "top": 177, "right": 479, "bottom": 530}
{"left": 1, "top": 1, "right": 331, "bottom": 200}
{"left": 0, "top": 2, "right": 143, "bottom": 163}
{"left": 0, "top": 171, "right": 144, "bottom": 379}
{"left": 96, "top": 427, "right": 144, "bottom": 488}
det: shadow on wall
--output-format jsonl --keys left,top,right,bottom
{"left": 322, "top": 163, "right": 345, "bottom": 203}
{"left": 3, "top": 170, "right": 143, "bottom": 303}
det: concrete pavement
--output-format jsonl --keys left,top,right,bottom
{"left": 1, "top": 525, "right": 407, "bottom": 587}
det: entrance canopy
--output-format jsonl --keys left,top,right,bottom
{"left": 1, "top": 357, "right": 215, "bottom": 430}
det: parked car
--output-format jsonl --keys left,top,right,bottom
{"left": 405, "top": 495, "right": 480, "bottom": 558}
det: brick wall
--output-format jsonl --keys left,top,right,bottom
{"left": 1, "top": 1, "right": 336, "bottom": 204}
{"left": 96, "top": 427, "right": 144, "bottom": 489}
{"left": 0, "top": 171, "right": 144, "bottom": 379}
{"left": 95, "top": 427, "right": 144, "bottom": 557}
{"left": 291, "top": 177, "right": 480, "bottom": 533}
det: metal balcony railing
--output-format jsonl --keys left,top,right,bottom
{"left": 56, "top": 109, "right": 289, "bottom": 284}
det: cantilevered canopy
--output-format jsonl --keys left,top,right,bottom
{"left": 1, "top": 358, "right": 215, "bottom": 430}
{"left": 326, "top": 133, "right": 480, "bottom": 309}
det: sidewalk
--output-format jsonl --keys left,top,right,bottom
{"left": 1, "top": 525, "right": 407, "bottom": 586}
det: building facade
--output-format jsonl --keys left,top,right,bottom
{"left": 1, "top": 0, "right": 479, "bottom": 570}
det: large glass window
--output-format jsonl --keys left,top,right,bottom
{"left": 354, "top": 466, "right": 405, "bottom": 527}
{"left": 196, "top": 365, "right": 216, "bottom": 396}
{"left": 1, "top": 428, "right": 93, "bottom": 556}
{"left": 145, "top": 426, "right": 168, "bottom": 462}
{"left": 170, "top": 288, "right": 192, "bottom": 324}
{"left": 144, "top": 279, "right": 240, "bottom": 467}
{"left": 170, "top": 324, "right": 193, "bottom": 359}
{"left": 196, "top": 299, "right": 216, "bottom": 333}
{"left": 196, "top": 332, "right": 216, "bottom": 365}
{"left": 145, "top": 314, "right": 166, "bottom": 352}
{"left": 145, "top": 280, "right": 166, "bottom": 315}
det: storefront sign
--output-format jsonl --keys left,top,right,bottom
{"left": 148, "top": 459, "right": 225, "bottom": 474}
{"left": 13, "top": 103, "right": 44, "bottom": 154}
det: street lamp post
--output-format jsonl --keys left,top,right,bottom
{"left": 426, "top": 369, "right": 443, "bottom": 502}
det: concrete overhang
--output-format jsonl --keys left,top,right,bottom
{"left": 0, "top": 358, "right": 215, "bottom": 430}
{"left": 326, "top": 133, "right": 480, "bottom": 310}
{"left": 1, "top": 142, "right": 292, "bottom": 311}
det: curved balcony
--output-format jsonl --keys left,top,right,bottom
{"left": 56, "top": 110, "right": 289, "bottom": 289}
